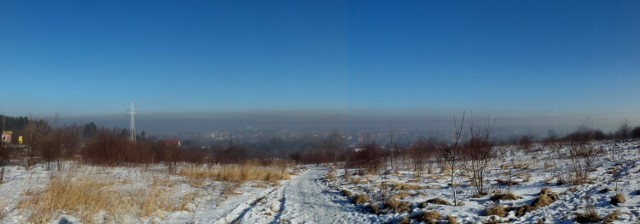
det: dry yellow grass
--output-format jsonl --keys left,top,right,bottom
{"left": 389, "top": 181, "right": 422, "bottom": 191}
{"left": 610, "top": 193, "right": 625, "bottom": 206}
{"left": 177, "top": 192, "right": 199, "bottom": 212}
{"left": 0, "top": 200, "right": 5, "bottom": 220}
{"left": 18, "top": 169, "right": 180, "bottom": 223}
{"left": 178, "top": 164, "right": 290, "bottom": 184}
{"left": 484, "top": 204, "right": 506, "bottom": 217}
{"left": 419, "top": 211, "right": 441, "bottom": 224}
{"left": 352, "top": 194, "right": 368, "bottom": 205}
{"left": 392, "top": 191, "right": 411, "bottom": 200}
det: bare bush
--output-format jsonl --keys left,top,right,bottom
{"left": 567, "top": 134, "right": 603, "bottom": 184}
{"left": 347, "top": 143, "right": 384, "bottom": 173}
{"left": 461, "top": 121, "right": 494, "bottom": 195}
{"left": 409, "top": 138, "right": 435, "bottom": 176}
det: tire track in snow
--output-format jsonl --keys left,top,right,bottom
{"left": 213, "top": 186, "right": 281, "bottom": 224}
{"left": 224, "top": 166, "right": 382, "bottom": 223}
{"left": 274, "top": 166, "right": 380, "bottom": 224}
{"left": 226, "top": 170, "right": 300, "bottom": 224}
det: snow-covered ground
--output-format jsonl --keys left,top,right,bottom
{"left": 325, "top": 140, "right": 640, "bottom": 223}
{"left": 1, "top": 140, "right": 639, "bottom": 223}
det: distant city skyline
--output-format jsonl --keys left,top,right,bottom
{"left": 1, "top": 1, "right": 639, "bottom": 132}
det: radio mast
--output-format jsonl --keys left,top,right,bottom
{"left": 129, "top": 102, "right": 136, "bottom": 142}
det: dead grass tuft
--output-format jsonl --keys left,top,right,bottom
{"left": 490, "top": 193, "right": 522, "bottom": 201}
{"left": 398, "top": 215, "right": 410, "bottom": 224}
{"left": 383, "top": 198, "right": 411, "bottom": 213}
{"left": 392, "top": 191, "right": 411, "bottom": 200}
{"left": 352, "top": 194, "right": 368, "bottom": 205}
{"left": 340, "top": 189, "right": 353, "bottom": 198}
{"left": 610, "top": 193, "right": 625, "bottom": 206}
{"left": 424, "top": 197, "right": 451, "bottom": 206}
{"left": 389, "top": 182, "right": 422, "bottom": 191}
{"left": 0, "top": 200, "right": 5, "bottom": 220}
{"left": 603, "top": 210, "right": 620, "bottom": 224}
{"left": 177, "top": 192, "right": 199, "bottom": 212}
{"left": 575, "top": 206, "right": 601, "bottom": 223}
{"left": 446, "top": 215, "right": 458, "bottom": 224}
{"left": 484, "top": 204, "right": 506, "bottom": 217}
{"left": 350, "top": 178, "right": 367, "bottom": 185}
{"left": 496, "top": 179, "right": 520, "bottom": 186}
{"left": 367, "top": 202, "right": 381, "bottom": 214}
{"left": 515, "top": 204, "right": 533, "bottom": 217}
{"left": 419, "top": 210, "right": 441, "bottom": 224}
{"left": 325, "top": 169, "right": 335, "bottom": 181}
{"left": 532, "top": 188, "right": 558, "bottom": 208}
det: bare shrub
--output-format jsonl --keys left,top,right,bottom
{"left": 518, "top": 134, "right": 534, "bottom": 151}
{"left": 347, "top": 143, "right": 384, "bottom": 173}
{"left": 565, "top": 125, "right": 604, "bottom": 184}
{"left": 461, "top": 121, "right": 494, "bottom": 196}
{"left": 409, "top": 138, "right": 435, "bottom": 176}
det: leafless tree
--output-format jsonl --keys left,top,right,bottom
{"left": 324, "top": 130, "right": 345, "bottom": 166}
{"left": 22, "top": 120, "right": 51, "bottom": 169}
{"left": 616, "top": 119, "right": 631, "bottom": 140}
{"left": 461, "top": 119, "right": 494, "bottom": 195}
{"left": 518, "top": 134, "right": 533, "bottom": 152}
{"left": 441, "top": 112, "right": 465, "bottom": 206}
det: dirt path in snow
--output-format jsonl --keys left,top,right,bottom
{"left": 231, "top": 166, "right": 380, "bottom": 224}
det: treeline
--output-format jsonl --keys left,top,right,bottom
{"left": 292, "top": 119, "right": 640, "bottom": 168}
{"left": 2, "top": 115, "right": 640, "bottom": 173}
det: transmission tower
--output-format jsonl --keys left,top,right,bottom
{"left": 129, "top": 102, "right": 136, "bottom": 142}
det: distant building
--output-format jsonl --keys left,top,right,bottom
{"left": 2, "top": 131, "right": 12, "bottom": 143}
{"left": 162, "top": 139, "right": 181, "bottom": 147}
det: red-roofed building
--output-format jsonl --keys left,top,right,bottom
{"left": 162, "top": 139, "right": 181, "bottom": 147}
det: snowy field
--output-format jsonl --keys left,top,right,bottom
{"left": 0, "top": 140, "right": 639, "bottom": 223}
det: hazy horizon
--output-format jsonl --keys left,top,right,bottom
{"left": 37, "top": 109, "right": 636, "bottom": 140}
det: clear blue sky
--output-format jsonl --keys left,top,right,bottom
{"left": 1, "top": 0, "right": 639, "bottom": 119}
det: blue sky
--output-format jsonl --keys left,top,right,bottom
{"left": 1, "top": 1, "right": 639, "bottom": 122}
